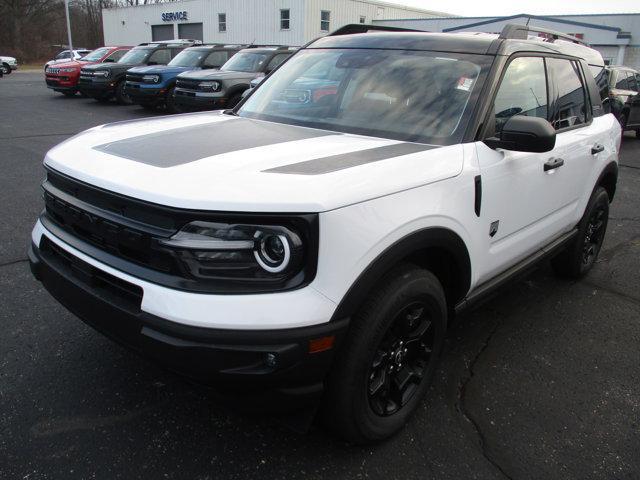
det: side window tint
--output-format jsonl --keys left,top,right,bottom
{"left": 148, "top": 49, "right": 171, "bottom": 65}
{"left": 615, "top": 71, "right": 629, "bottom": 90}
{"left": 106, "top": 50, "right": 126, "bottom": 62}
{"left": 548, "top": 58, "right": 587, "bottom": 130}
{"left": 204, "top": 51, "right": 228, "bottom": 68}
{"left": 265, "top": 54, "right": 289, "bottom": 73}
{"left": 628, "top": 72, "right": 638, "bottom": 92}
{"left": 589, "top": 66, "right": 609, "bottom": 101}
{"left": 493, "top": 57, "right": 548, "bottom": 134}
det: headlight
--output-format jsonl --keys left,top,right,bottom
{"left": 93, "top": 70, "right": 110, "bottom": 78}
{"left": 160, "top": 221, "right": 303, "bottom": 278}
{"left": 143, "top": 74, "right": 160, "bottom": 83}
{"left": 199, "top": 80, "right": 221, "bottom": 91}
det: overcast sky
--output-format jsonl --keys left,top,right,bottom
{"left": 382, "top": 0, "right": 640, "bottom": 17}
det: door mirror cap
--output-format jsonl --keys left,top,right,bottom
{"left": 484, "top": 116, "right": 556, "bottom": 153}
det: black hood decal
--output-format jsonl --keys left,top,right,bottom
{"left": 93, "top": 118, "right": 333, "bottom": 168}
{"left": 264, "top": 142, "right": 438, "bottom": 175}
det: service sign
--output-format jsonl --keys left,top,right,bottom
{"left": 162, "top": 11, "right": 188, "bottom": 22}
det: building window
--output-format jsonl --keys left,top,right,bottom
{"left": 359, "top": 16, "right": 366, "bottom": 24}
{"left": 280, "top": 9, "right": 290, "bottom": 30}
{"left": 218, "top": 13, "right": 226, "bottom": 32}
{"left": 320, "top": 10, "right": 330, "bottom": 31}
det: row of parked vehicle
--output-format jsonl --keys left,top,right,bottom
{"left": 44, "top": 37, "right": 640, "bottom": 136}
{"left": 44, "top": 39, "right": 296, "bottom": 113}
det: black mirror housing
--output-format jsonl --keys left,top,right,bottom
{"left": 484, "top": 116, "right": 556, "bottom": 153}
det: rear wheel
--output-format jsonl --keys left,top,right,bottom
{"left": 322, "top": 264, "right": 447, "bottom": 444}
{"left": 115, "top": 80, "right": 132, "bottom": 105}
{"left": 551, "top": 187, "right": 609, "bottom": 278}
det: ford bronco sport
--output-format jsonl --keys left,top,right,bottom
{"left": 78, "top": 40, "right": 200, "bottom": 105}
{"left": 29, "top": 24, "right": 620, "bottom": 444}
{"left": 173, "top": 46, "right": 296, "bottom": 111}
{"left": 125, "top": 44, "right": 245, "bottom": 113}
{"left": 45, "top": 46, "right": 131, "bottom": 97}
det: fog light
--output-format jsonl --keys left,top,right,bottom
{"left": 265, "top": 353, "right": 277, "bottom": 367}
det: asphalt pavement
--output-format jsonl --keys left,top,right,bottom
{"left": 1, "top": 72, "right": 639, "bottom": 480}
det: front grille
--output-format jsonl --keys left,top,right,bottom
{"left": 47, "top": 68, "right": 61, "bottom": 74}
{"left": 126, "top": 73, "right": 145, "bottom": 83}
{"left": 40, "top": 236, "right": 143, "bottom": 313}
{"left": 176, "top": 79, "right": 202, "bottom": 91}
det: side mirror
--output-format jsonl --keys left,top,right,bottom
{"left": 484, "top": 116, "right": 556, "bottom": 153}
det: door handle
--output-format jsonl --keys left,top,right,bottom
{"left": 544, "top": 157, "right": 564, "bottom": 172}
{"left": 591, "top": 144, "right": 605, "bottom": 155}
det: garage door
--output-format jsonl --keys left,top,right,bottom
{"left": 151, "top": 24, "right": 174, "bottom": 41}
{"left": 178, "top": 23, "right": 203, "bottom": 41}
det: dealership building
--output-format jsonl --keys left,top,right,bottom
{"left": 101, "top": 0, "right": 446, "bottom": 46}
{"left": 374, "top": 13, "right": 640, "bottom": 69}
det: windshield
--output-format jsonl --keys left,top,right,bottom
{"left": 80, "top": 47, "right": 110, "bottom": 62}
{"left": 239, "top": 49, "right": 490, "bottom": 145}
{"left": 221, "top": 52, "right": 267, "bottom": 73}
{"left": 169, "top": 49, "right": 207, "bottom": 67}
{"left": 118, "top": 48, "right": 152, "bottom": 64}
{"left": 55, "top": 50, "right": 72, "bottom": 60}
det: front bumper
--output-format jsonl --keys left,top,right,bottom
{"left": 28, "top": 224, "right": 347, "bottom": 406}
{"left": 174, "top": 89, "right": 228, "bottom": 110}
{"left": 77, "top": 79, "right": 115, "bottom": 97}
{"left": 125, "top": 84, "right": 165, "bottom": 103}
{"left": 46, "top": 76, "right": 78, "bottom": 91}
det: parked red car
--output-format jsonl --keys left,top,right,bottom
{"left": 45, "top": 46, "right": 131, "bottom": 96}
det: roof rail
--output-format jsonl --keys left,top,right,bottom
{"left": 328, "top": 24, "right": 426, "bottom": 36}
{"left": 499, "top": 23, "right": 589, "bottom": 46}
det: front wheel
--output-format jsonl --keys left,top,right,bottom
{"left": 322, "top": 264, "right": 447, "bottom": 444}
{"left": 551, "top": 187, "right": 609, "bottom": 278}
{"left": 165, "top": 86, "right": 182, "bottom": 114}
{"left": 115, "top": 80, "right": 132, "bottom": 105}
{"left": 2, "top": 63, "right": 11, "bottom": 75}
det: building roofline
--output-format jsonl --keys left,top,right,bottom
{"left": 441, "top": 14, "right": 621, "bottom": 32}
{"left": 373, "top": 12, "right": 640, "bottom": 23}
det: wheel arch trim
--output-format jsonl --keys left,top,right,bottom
{"left": 329, "top": 227, "right": 471, "bottom": 321}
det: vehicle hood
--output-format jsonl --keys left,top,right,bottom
{"left": 44, "top": 112, "right": 463, "bottom": 213}
{"left": 84, "top": 62, "right": 141, "bottom": 73}
{"left": 1, "top": 56, "right": 16, "bottom": 62}
{"left": 178, "top": 69, "right": 258, "bottom": 82}
{"left": 47, "top": 60, "right": 85, "bottom": 70}
{"left": 46, "top": 57, "right": 77, "bottom": 67}
{"left": 129, "top": 65, "right": 201, "bottom": 75}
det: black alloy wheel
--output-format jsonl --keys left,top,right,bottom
{"left": 368, "top": 300, "right": 435, "bottom": 416}
{"left": 581, "top": 202, "right": 607, "bottom": 269}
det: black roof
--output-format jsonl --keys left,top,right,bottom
{"left": 308, "top": 24, "right": 604, "bottom": 66}
{"left": 310, "top": 32, "right": 496, "bottom": 55}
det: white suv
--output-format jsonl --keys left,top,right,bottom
{"left": 29, "top": 24, "right": 621, "bottom": 443}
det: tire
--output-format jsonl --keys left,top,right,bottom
{"left": 115, "top": 80, "right": 132, "bottom": 105}
{"left": 551, "top": 187, "right": 609, "bottom": 279}
{"left": 619, "top": 113, "right": 628, "bottom": 132}
{"left": 165, "top": 86, "right": 181, "bottom": 114}
{"left": 322, "top": 264, "right": 447, "bottom": 444}
{"left": 2, "top": 63, "right": 11, "bottom": 75}
{"left": 635, "top": 129, "right": 640, "bottom": 139}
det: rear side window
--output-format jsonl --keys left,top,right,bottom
{"left": 615, "top": 71, "right": 630, "bottom": 90}
{"left": 628, "top": 72, "right": 639, "bottom": 92}
{"left": 493, "top": 57, "right": 548, "bottom": 134}
{"left": 547, "top": 58, "right": 587, "bottom": 130}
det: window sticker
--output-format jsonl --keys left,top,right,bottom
{"left": 456, "top": 77, "right": 474, "bottom": 91}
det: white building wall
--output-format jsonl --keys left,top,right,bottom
{"left": 102, "top": 0, "right": 445, "bottom": 47}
